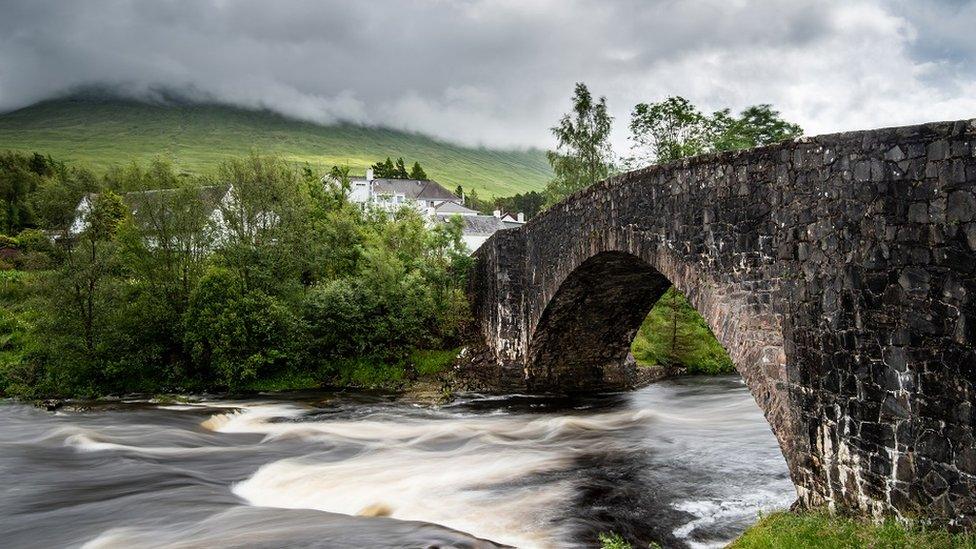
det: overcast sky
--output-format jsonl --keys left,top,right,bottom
{"left": 1, "top": 0, "right": 975, "bottom": 152}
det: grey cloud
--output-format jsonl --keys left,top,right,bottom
{"left": 0, "top": 0, "right": 974, "bottom": 150}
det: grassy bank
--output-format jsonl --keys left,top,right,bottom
{"left": 240, "top": 348, "right": 458, "bottom": 393}
{"left": 731, "top": 510, "right": 976, "bottom": 548}
{"left": 631, "top": 287, "right": 734, "bottom": 375}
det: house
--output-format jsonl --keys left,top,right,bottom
{"left": 330, "top": 169, "right": 525, "bottom": 252}
{"left": 339, "top": 169, "right": 466, "bottom": 214}
{"left": 68, "top": 185, "right": 234, "bottom": 245}
{"left": 432, "top": 209, "right": 525, "bottom": 252}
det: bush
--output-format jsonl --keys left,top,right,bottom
{"left": 183, "top": 268, "right": 298, "bottom": 388}
{"left": 0, "top": 234, "right": 18, "bottom": 249}
{"left": 15, "top": 229, "right": 53, "bottom": 254}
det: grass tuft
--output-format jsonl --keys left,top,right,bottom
{"left": 730, "top": 510, "right": 976, "bottom": 549}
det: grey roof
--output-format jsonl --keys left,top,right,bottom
{"left": 437, "top": 214, "right": 508, "bottom": 236}
{"left": 124, "top": 185, "right": 230, "bottom": 215}
{"left": 85, "top": 185, "right": 230, "bottom": 216}
{"left": 352, "top": 177, "right": 460, "bottom": 202}
{"left": 433, "top": 201, "right": 480, "bottom": 215}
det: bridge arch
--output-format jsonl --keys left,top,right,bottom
{"left": 464, "top": 119, "right": 976, "bottom": 526}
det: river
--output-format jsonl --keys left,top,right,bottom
{"left": 0, "top": 376, "right": 794, "bottom": 548}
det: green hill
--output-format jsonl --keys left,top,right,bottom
{"left": 0, "top": 97, "right": 551, "bottom": 198}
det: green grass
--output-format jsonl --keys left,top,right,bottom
{"left": 410, "top": 348, "right": 458, "bottom": 376}
{"left": 731, "top": 510, "right": 976, "bottom": 549}
{"left": 0, "top": 97, "right": 551, "bottom": 198}
{"left": 631, "top": 287, "right": 734, "bottom": 375}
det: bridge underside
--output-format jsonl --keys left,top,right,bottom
{"left": 464, "top": 119, "right": 976, "bottom": 527}
{"left": 526, "top": 251, "right": 670, "bottom": 391}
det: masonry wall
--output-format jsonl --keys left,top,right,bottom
{"left": 466, "top": 119, "right": 976, "bottom": 526}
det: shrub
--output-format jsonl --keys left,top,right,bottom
{"left": 15, "top": 228, "right": 54, "bottom": 255}
{"left": 183, "top": 268, "right": 298, "bottom": 388}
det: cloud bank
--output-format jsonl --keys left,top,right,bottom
{"left": 1, "top": 0, "right": 974, "bottom": 151}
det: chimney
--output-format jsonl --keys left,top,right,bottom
{"left": 366, "top": 168, "right": 374, "bottom": 181}
{"left": 517, "top": 212, "right": 525, "bottom": 223}
{"left": 493, "top": 209, "right": 501, "bottom": 218}
{"left": 427, "top": 206, "right": 435, "bottom": 217}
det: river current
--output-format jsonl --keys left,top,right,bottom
{"left": 0, "top": 376, "right": 794, "bottom": 548}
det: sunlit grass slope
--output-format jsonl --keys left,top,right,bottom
{"left": 0, "top": 97, "right": 551, "bottom": 197}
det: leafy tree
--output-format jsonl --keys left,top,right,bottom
{"left": 394, "top": 157, "right": 409, "bottom": 178}
{"left": 711, "top": 104, "right": 802, "bottom": 152}
{"left": 63, "top": 190, "right": 127, "bottom": 355}
{"left": 370, "top": 157, "right": 395, "bottom": 178}
{"left": 627, "top": 97, "right": 803, "bottom": 168}
{"left": 329, "top": 164, "right": 352, "bottom": 192}
{"left": 493, "top": 191, "right": 545, "bottom": 219}
{"left": 0, "top": 152, "right": 43, "bottom": 233}
{"left": 544, "top": 83, "right": 615, "bottom": 205}
{"left": 183, "top": 267, "right": 297, "bottom": 388}
{"left": 409, "top": 161, "right": 428, "bottom": 180}
{"left": 627, "top": 96, "right": 713, "bottom": 167}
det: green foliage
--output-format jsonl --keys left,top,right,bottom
{"left": 0, "top": 98, "right": 550, "bottom": 198}
{"left": 544, "top": 83, "right": 615, "bottom": 205}
{"left": 371, "top": 156, "right": 429, "bottom": 180}
{"left": 0, "top": 153, "right": 472, "bottom": 398}
{"left": 183, "top": 268, "right": 297, "bottom": 388}
{"left": 627, "top": 96, "right": 803, "bottom": 168}
{"left": 410, "top": 348, "right": 458, "bottom": 376}
{"left": 731, "top": 510, "right": 976, "bottom": 549}
{"left": 493, "top": 190, "right": 545, "bottom": 219}
{"left": 711, "top": 104, "right": 803, "bottom": 153}
{"left": 628, "top": 96, "right": 713, "bottom": 166}
{"left": 408, "top": 161, "right": 428, "bottom": 180}
{"left": 632, "top": 288, "right": 734, "bottom": 375}
{"left": 598, "top": 532, "right": 633, "bottom": 549}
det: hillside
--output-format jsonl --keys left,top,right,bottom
{"left": 0, "top": 97, "right": 551, "bottom": 198}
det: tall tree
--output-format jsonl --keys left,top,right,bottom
{"left": 63, "top": 190, "right": 127, "bottom": 355}
{"left": 627, "top": 96, "right": 712, "bottom": 167}
{"left": 394, "top": 157, "right": 409, "bottom": 179}
{"left": 409, "top": 161, "right": 428, "bottom": 180}
{"left": 544, "top": 83, "right": 615, "bottom": 205}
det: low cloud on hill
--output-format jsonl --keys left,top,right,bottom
{"left": 1, "top": 0, "right": 974, "bottom": 150}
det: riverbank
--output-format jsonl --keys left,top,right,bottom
{"left": 730, "top": 510, "right": 976, "bottom": 548}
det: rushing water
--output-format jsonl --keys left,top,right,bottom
{"left": 0, "top": 376, "right": 794, "bottom": 548}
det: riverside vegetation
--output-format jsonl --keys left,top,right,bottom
{"left": 0, "top": 152, "right": 470, "bottom": 398}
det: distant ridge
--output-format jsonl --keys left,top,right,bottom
{"left": 0, "top": 96, "right": 550, "bottom": 197}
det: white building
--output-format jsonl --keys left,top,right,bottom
{"left": 333, "top": 169, "right": 525, "bottom": 252}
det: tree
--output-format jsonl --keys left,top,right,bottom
{"left": 544, "top": 83, "right": 615, "bottom": 205}
{"left": 493, "top": 191, "right": 545, "bottom": 220}
{"left": 711, "top": 104, "right": 802, "bottom": 152}
{"left": 370, "top": 157, "right": 414, "bottom": 179}
{"left": 627, "top": 96, "right": 713, "bottom": 167}
{"left": 627, "top": 97, "right": 803, "bottom": 168}
{"left": 394, "top": 157, "right": 409, "bottom": 179}
{"left": 409, "top": 161, "right": 428, "bottom": 180}
{"left": 63, "top": 190, "right": 127, "bottom": 355}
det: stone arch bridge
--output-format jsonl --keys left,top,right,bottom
{"left": 463, "top": 120, "right": 976, "bottom": 525}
